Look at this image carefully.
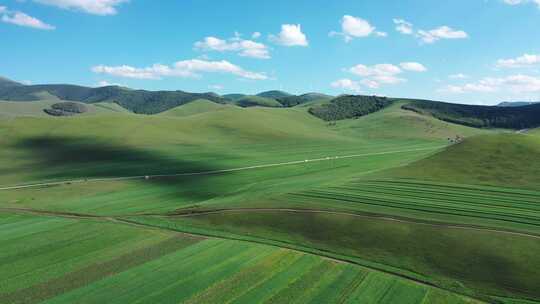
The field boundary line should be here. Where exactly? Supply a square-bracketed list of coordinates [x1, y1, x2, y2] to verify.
[0, 146, 444, 191]
[163, 208, 540, 240]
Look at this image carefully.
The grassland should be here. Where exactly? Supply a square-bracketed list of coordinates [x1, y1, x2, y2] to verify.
[0, 212, 484, 304]
[1, 100, 538, 303]
[0, 100, 129, 117]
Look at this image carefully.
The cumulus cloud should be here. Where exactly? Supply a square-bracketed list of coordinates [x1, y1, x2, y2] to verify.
[345, 62, 426, 89]
[1, 8, 55, 30]
[96, 80, 124, 87]
[439, 74, 540, 94]
[34, 0, 128, 15]
[208, 84, 224, 90]
[91, 59, 268, 80]
[502, 0, 540, 7]
[449, 73, 469, 79]
[400, 62, 427, 72]
[417, 26, 468, 44]
[393, 18, 468, 44]
[269, 24, 308, 46]
[251, 32, 261, 39]
[194, 35, 270, 59]
[496, 54, 540, 68]
[330, 15, 386, 42]
[393, 18, 413, 35]
[331, 78, 362, 93]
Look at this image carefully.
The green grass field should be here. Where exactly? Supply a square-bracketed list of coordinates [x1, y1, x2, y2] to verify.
[1, 100, 538, 303]
[0, 212, 485, 304]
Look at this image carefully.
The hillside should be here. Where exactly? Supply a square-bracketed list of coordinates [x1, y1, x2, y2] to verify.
[402, 100, 540, 129]
[309, 95, 391, 121]
[0, 76, 22, 89]
[0, 79, 228, 114]
[256, 90, 292, 99]
[222, 93, 246, 101]
[235, 95, 283, 108]
[158, 99, 234, 117]
[498, 101, 539, 107]
[372, 133, 540, 189]
[276, 93, 333, 107]
[0, 99, 130, 117]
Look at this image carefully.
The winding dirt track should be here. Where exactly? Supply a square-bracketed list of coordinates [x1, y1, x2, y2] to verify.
[0, 146, 444, 191]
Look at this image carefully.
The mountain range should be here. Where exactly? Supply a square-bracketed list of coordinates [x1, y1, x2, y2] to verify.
[0, 77, 332, 114]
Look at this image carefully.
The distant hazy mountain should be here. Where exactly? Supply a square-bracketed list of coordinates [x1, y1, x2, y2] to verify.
[256, 90, 292, 99]
[0, 76, 23, 89]
[498, 101, 540, 107]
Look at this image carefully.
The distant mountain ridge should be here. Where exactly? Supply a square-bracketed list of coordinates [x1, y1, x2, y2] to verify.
[0, 79, 228, 114]
[0, 77, 23, 89]
[0, 76, 334, 114]
[498, 101, 540, 107]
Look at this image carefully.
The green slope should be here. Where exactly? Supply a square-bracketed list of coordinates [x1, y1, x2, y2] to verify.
[0, 100, 130, 117]
[0, 213, 483, 304]
[159, 99, 233, 117]
[403, 99, 540, 129]
[235, 95, 283, 108]
[0, 81, 229, 114]
[256, 90, 292, 99]
[372, 133, 540, 189]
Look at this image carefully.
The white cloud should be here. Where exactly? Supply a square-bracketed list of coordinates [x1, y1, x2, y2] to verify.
[342, 61, 426, 89]
[400, 62, 427, 72]
[393, 18, 413, 35]
[251, 32, 261, 39]
[440, 74, 540, 94]
[331, 79, 362, 93]
[96, 80, 124, 87]
[91, 59, 267, 80]
[503, 0, 540, 8]
[34, 0, 128, 15]
[417, 26, 468, 44]
[496, 54, 540, 68]
[195, 35, 270, 59]
[1, 9, 55, 30]
[348, 63, 405, 88]
[449, 73, 469, 79]
[208, 84, 223, 90]
[330, 15, 384, 42]
[269, 24, 308, 46]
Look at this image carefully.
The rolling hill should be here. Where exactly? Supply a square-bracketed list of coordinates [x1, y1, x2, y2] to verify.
[0, 77, 229, 114]
[256, 90, 292, 99]
[402, 99, 540, 129]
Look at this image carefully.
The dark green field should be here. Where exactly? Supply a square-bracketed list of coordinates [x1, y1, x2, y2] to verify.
[1, 97, 538, 304]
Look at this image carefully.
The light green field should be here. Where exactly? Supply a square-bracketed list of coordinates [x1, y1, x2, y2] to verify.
[1, 100, 538, 303]
[0, 213, 483, 304]
[158, 99, 235, 117]
[0, 100, 129, 118]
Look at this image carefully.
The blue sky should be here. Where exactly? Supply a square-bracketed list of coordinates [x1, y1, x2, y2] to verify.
[2, 0, 540, 104]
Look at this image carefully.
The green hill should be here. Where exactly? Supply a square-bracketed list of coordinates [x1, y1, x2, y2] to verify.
[402, 100, 540, 129]
[235, 95, 283, 108]
[0, 78, 229, 114]
[373, 133, 540, 189]
[276, 93, 333, 107]
[256, 90, 292, 99]
[0, 99, 130, 117]
[222, 93, 246, 101]
[159, 99, 234, 117]
[309, 95, 392, 121]
[0, 76, 23, 89]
